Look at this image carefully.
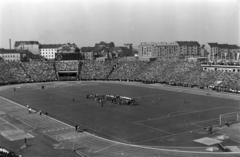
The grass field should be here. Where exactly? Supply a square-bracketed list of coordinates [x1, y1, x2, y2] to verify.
[1, 81, 240, 148]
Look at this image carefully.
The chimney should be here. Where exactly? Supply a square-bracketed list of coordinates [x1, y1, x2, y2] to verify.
[9, 39, 11, 49]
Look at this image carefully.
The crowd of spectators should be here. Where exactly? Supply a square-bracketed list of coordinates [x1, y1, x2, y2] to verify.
[21, 61, 56, 82]
[108, 60, 149, 81]
[0, 59, 240, 93]
[55, 61, 79, 71]
[80, 60, 117, 80]
[0, 61, 30, 84]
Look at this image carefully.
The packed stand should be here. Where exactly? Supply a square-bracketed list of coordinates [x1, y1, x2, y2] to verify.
[21, 61, 56, 82]
[108, 60, 149, 81]
[0, 59, 240, 94]
[80, 60, 117, 80]
[0, 61, 30, 84]
[55, 61, 79, 71]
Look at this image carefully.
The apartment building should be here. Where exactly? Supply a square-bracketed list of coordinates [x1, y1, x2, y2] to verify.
[138, 41, 200, 61]
[40, 44, 62, 60]
[205, 43, 240, 61]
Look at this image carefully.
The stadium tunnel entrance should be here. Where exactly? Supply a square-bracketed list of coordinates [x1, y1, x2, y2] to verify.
[58, 71, 78, 81]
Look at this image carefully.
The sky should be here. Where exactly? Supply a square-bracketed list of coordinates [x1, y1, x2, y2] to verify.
[0, 0, 239, 49]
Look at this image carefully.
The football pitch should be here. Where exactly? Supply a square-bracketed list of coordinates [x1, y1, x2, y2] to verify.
[1, 81, 240, 147]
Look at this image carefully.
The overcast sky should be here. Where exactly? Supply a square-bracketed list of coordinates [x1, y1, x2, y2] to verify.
[0, 0, 239, 49]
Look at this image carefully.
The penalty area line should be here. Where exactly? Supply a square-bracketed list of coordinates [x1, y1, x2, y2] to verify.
[134, 122, 174, 135]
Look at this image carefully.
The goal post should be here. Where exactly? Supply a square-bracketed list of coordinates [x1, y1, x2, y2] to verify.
[219, 112, 239, 125]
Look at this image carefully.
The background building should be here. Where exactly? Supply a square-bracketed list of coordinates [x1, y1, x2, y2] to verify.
[204, 43, 240, 62]
[14, 41, 40, 55]
[57, 43, 80, 53]
[138, 41, 200, 61]
[176, 41, 200, 59]
[0, 49, 31, 61]
[81, 41, 133, 60]
[40, 44, 62, 60]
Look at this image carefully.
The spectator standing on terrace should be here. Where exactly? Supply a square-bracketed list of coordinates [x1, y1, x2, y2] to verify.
[73, 98, 75, 102]
[75, 125, 78, 131]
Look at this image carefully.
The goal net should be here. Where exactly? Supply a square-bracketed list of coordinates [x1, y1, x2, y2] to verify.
[219, 112, 239, 125]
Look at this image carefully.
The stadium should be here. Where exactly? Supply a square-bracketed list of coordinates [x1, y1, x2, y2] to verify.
[0, 59, 240, 157]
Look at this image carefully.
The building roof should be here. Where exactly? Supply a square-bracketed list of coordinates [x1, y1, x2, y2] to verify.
[111, 47, 123, 51]
[176, 41, 200, 46]
[81, 47, 94, 52]
[218, 44, 229, 49]
[14, 41, 39, 47]
[95, 41, 115, 48]
[40, 44, 62, 49]
[207, 43, 240, 49]
[156, 42, 178, 46]
[0, 49, 32, 54]
[139, 42, 156, 46]
[228, 44, 240, 49]
[0, 48, 21, 54]
[208, 43, 219, 47]
[92, 47, 105, 52]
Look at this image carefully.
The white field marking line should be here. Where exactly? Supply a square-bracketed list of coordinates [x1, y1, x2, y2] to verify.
[53, 142, 62, 149]
[167, 110, 198, 117]
[133, 127, 207, 144]
[1, 88, 240, 154]
[0, 117, 21, 130]
[142, 145, 208, 149]
[134, 106, 228, 123]
[94, 143, 118, 153]
[191, 118, 219, 125]
[76, 151, 90, 157]
[7, 133, 35, 141]
[134, 122, 174, 135]
[76, 152, 85, 157]
[0, 96, 130, 144]
[230, 137, 240, 144]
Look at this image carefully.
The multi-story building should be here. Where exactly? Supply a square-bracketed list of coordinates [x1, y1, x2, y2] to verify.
[0, 49, 30, 61]
[81, 41, 135, 60]
[204, 43, 240, 61]
[57, 43, 80, 53]
[138, 42, 157, 61]
[155, 42, 179, 60]
[176, 41, 200, 59]
[81, 47, 94, 60]
[95, 41, 115, 48]
[40, 44, 62, 60]
[14, 41, 40, 55]
[229, 45, 240, 61]
[138, 41, 200, 61]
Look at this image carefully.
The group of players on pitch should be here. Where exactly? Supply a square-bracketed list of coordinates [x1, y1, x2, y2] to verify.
[86, 94, 136, 107]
